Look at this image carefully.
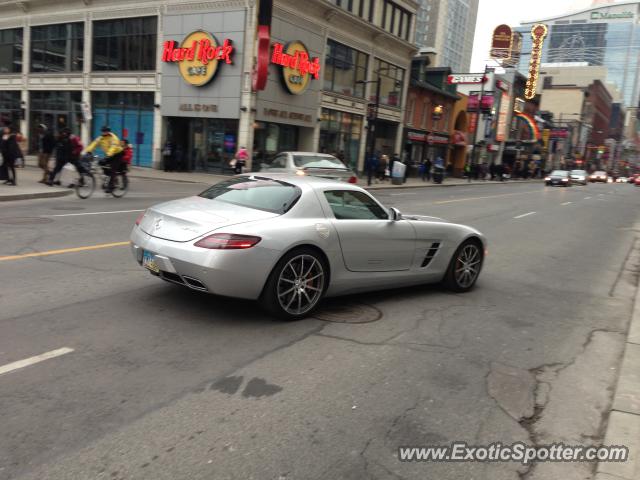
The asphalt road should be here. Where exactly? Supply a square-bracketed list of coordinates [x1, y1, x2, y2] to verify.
[0, 178, 638, 480]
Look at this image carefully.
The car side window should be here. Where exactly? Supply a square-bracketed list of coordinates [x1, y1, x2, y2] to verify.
[324, 190, 389, 220]
[270, 154, 287, 169]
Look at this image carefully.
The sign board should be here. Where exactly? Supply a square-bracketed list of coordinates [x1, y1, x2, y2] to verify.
[590, 11, 634, 20]
[447, 74, 487, 85]
[162, 30, 234, 87]
[524, 24, 548, 100]
[496, 91, 510, 142]
[271, 41, 320, 95]
[467, 92, 495, 112]
[550, 129, 569, 138]
[490, 24, 513, 60]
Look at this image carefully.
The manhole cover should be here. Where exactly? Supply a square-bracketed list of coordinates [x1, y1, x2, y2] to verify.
[0, 217, 54, 225]
[313, 301, 382, 323]
[51, 206, 85, 211]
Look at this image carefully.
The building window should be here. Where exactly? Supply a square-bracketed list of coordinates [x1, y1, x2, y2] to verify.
[0, 28, 23, 73]
[324, 39, 368, 98]
[92, 16, 157, 71]
[380, 0, 412, 40]
[31, 23, 84, 73]
[405, 93, 415, 125]
[373, 58, 404, 107]
[319, 108, 363, 169]
[0, 90, 21, 127]
[29, 90, 82, 152]
[91, 91, 155, 166]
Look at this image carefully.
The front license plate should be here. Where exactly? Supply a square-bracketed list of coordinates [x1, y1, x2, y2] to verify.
[142, 250, 160, 273]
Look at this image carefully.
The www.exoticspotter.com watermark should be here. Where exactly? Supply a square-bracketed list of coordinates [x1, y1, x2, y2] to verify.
[398, 442, 628, 465]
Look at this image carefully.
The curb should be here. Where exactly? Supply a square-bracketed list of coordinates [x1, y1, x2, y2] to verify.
[0, 189, 73, 202]
[596, 264, 640, 480]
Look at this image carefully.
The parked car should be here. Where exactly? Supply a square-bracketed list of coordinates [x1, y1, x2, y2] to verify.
[635, 176, 640, 187]
[545, 170, 571, 187]
[589, 171, 608, 183]
[131, 174, 486, 320]
[258, 152, 357, 184]
[570, 169, 588, 185]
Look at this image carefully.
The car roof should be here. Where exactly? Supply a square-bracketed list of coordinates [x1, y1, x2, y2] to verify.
[237, 173, 364, 192]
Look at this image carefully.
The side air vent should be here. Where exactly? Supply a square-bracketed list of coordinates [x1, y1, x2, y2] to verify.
[421, 242, 441, 268]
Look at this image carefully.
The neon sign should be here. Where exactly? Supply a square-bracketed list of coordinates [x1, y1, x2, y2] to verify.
[271, 41, 320, 95]
[524, 24, 548, 100]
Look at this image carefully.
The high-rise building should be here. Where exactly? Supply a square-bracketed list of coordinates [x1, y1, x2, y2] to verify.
[414, 0, 479, 72]
[516, 1, 640, 108]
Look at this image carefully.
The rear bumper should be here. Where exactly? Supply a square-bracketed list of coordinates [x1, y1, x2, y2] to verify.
[130, 226, 280, 300]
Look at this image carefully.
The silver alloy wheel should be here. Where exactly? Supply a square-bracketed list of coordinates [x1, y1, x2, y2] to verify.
[454, 243, 481, 289]
[277, 254, 325, 316]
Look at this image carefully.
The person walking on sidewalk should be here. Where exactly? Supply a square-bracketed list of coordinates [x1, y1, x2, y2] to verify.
[0, 125, 21, 186]
[37, 124, 55, 184]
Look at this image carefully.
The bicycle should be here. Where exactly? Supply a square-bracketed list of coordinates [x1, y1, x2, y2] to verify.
[75, 154, 129, 199]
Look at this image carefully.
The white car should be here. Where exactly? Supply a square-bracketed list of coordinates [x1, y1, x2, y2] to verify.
[258, 152, 357, 183]
[570, 169, 588, 185]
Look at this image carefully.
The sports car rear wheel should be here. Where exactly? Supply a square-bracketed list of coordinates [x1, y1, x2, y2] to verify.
[443, 240, 483, 292]
[260, 248, 327, 320]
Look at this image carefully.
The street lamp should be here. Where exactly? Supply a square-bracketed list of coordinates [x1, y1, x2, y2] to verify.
[357, 67, 401, 186]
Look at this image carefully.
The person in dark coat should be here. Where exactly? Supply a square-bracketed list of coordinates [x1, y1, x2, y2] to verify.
[48, 130, 73, 186]
[37, 124, 56, 183]
[0, 125, 20, 186]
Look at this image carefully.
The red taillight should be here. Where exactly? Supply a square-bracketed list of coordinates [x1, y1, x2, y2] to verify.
[135, 210, 146, 226]
[348, 176, 358, 184]
[194, 233, 262, 250]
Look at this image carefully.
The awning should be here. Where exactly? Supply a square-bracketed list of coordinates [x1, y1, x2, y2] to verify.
[452, 130, 466, 146]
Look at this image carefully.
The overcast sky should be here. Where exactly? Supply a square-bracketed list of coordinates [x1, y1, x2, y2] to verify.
[469, 0, 597, 72]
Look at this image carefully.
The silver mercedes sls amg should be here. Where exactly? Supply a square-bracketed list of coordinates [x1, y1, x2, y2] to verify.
[131, 174, 486, 320]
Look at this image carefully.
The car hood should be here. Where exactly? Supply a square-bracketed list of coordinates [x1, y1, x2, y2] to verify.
[139, 196, 279, 242]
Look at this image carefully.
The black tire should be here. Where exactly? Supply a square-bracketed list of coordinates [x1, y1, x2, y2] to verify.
[260, 247, 328, 321]
[111, 174, 128, 198]
[442, 239, 484, 293]
[75, 173, 96, 199]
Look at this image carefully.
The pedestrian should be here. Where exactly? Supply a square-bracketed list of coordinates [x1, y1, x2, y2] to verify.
[121, 140, 133, 168]
[424, 158, 432, 181]
[49, 128, 73, 186]
[0, 125, 21, 186]
[377, 154, 388, 182]
[37, 124, 56, 183]
[162, 140, 175, 172]
[234, 146, 249, 174]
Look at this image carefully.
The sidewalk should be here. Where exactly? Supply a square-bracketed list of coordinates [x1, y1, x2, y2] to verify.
[596, 276, 640, 479]
[0, 166, 72, 202]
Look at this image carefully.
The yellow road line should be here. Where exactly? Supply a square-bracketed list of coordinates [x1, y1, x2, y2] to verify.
[0, 241, 130, 262]
[434, 190, 541, 205]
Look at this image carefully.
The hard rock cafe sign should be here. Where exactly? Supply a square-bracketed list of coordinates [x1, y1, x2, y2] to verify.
[271, 41, 321, 95]
[524, 24, 548, 100]
[162, 30, 234, 87]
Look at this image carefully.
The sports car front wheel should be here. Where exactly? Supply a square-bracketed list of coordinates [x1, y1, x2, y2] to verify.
[443, 239, 484, 292]
[260, 248, 327, 320]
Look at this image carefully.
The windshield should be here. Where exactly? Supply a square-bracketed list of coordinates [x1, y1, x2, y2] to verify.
[551, 170, 568, 176]
[293, 155, 348, 169]
[199, 177, 301, 214]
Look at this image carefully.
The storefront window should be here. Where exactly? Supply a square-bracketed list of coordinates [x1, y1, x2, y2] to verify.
[92, 91, 155, 167]
[319, 108, 363, 169]
[0, 90, 21, 127]
[253, 122, 299, 167]
[31, 23, 83, 73]
[0, 28, 23, 73]
[324, 39, 368, 98]
[29, 91, 82, 152]
[92, 17, 157, 71]
[373, 58, 404, 107]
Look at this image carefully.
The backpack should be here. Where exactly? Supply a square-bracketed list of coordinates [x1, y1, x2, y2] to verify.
[70, 135, 83, 158]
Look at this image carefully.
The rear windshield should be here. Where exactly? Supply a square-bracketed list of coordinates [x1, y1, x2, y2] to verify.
[571, 170, 586, 175]
[293, 155, 348, 169]
[551, 170, 568, 176]
[199, 177, 301, 214]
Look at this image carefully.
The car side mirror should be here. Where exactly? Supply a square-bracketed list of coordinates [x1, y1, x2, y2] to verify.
[389, 207, 402, 221]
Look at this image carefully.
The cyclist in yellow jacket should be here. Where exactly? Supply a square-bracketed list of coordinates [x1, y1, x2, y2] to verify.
[84, 126, 124, 193]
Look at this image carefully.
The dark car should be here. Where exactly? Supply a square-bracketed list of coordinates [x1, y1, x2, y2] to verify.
[545, 170, 571, 187]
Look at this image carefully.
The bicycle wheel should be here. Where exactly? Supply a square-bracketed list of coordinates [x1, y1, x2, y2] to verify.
[75, 172, 96, 199]
[111, 173, 129, 198]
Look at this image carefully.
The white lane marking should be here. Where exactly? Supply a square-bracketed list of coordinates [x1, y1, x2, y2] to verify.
[390, 192, 417, 196]
[514, 212, 536, 219]
[0, 347, 74, 376]
[584, 197, 592, 200]
[598, 194, 605, 196]
[561, 202, 573, 206]
[48, 209, 144, 217]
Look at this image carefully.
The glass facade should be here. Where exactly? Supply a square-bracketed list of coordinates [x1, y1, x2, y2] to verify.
[319, 108, 363, 169]
[324, 39, 368, 98]
[0, 90, 21, 127]
[93, 17, 157, 71]
[0, 28, 23, 73]
[253, 122, 299, 164]
[373, 58, 404, 107]
[517, 18, 640, 107]
[92, 91, 155, 167]
[29, 91, 82, 152]
[31, 23, 84, 73]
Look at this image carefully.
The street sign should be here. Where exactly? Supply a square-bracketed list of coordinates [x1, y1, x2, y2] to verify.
[447, 74, 487, 85]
